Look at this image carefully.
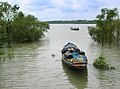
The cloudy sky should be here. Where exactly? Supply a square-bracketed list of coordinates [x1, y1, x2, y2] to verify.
[1, 0, 120, 21]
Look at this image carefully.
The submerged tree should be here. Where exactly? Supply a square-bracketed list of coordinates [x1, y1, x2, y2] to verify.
[88, 8, 120, 46]
[0, 2, 49, 47]
[12, 13, 49, 43]
[112, 19, 120, 46]
[0, 2, 19, 47]
[93, 55, 115, 70]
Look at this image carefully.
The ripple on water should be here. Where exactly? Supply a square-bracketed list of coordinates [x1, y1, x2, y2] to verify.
[1, 24, 120, 89]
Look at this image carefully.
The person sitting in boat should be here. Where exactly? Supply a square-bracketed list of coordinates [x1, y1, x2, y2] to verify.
[63, 48, 74, 59]
[68, 47, 75, 53]
[66, 55, 73, 59]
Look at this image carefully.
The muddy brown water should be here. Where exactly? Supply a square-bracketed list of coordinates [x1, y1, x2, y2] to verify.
[0, 24, 120, 89]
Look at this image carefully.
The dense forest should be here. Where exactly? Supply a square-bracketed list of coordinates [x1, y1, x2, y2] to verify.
[88, 8, 120, 46]
[47, 20, 96, 24]
[0, 2, 49, 48]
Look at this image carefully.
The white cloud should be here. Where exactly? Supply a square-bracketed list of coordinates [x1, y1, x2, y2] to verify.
[0, 0, 120, 20]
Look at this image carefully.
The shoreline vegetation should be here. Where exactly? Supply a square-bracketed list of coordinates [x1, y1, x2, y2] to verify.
[88, 8, 120, 69]
[0, 2, 49, 48]
[88, 8, 120, 46]
[47, 20, 96, 24]
[0, 1, 49, 61]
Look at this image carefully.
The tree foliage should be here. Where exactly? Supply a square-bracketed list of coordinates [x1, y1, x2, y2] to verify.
[0, 2, 49, 47]
[93, 55, 115, 70]
[0, 2, 19, 47]
[88, 8, 120, 46]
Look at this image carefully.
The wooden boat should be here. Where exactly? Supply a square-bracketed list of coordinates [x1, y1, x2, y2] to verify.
[70, 27, 79, 31]
[61, 43, 87, 70]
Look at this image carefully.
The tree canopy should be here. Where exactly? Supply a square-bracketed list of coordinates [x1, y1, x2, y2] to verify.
[0, 2, 49, 47]
[88, 8, 120, 46]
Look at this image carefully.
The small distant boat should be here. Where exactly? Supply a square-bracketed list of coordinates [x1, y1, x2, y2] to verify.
[61, 43, 87, 70]
[52, 54, 55, 57]
[70, 27, 79, 31]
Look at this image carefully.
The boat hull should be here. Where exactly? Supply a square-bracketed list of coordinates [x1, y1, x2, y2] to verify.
[70, 27, 79, 31]
[62, 58, 87, 70]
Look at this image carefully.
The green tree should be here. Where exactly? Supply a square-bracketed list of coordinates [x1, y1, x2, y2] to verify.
[12, 13, 49, 43]
[88, 8, 119, 46]
[0, 2, 49, 46]
[113, 19, 120, 46]
[12, 11, 25, 43]
[0, 2, 19, 47]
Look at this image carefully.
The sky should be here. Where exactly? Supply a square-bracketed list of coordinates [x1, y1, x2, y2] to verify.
[0, 0, 120, 21]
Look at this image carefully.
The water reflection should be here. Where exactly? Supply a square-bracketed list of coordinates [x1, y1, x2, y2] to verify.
[1, 24, 120, 89]
[0, 48, 14, 63]
[0, 38, 50, 89]
[62, 62, 88, 89]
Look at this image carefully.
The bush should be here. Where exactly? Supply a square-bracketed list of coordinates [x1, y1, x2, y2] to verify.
[93, 55, 115, 70]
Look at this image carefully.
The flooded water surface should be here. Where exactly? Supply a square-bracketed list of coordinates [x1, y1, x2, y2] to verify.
[0, 24, 120, 89]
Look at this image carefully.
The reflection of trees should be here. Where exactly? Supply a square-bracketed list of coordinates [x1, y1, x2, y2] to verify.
[62, 62, 88, 89]
[0, 37, 49, 63]
[0, 48, 14, 63]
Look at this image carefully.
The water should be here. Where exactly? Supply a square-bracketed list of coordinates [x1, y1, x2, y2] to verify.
[0, 24, 120, 89]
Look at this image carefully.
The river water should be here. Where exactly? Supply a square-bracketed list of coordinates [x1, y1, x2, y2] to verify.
[0, 24, 120, 89]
